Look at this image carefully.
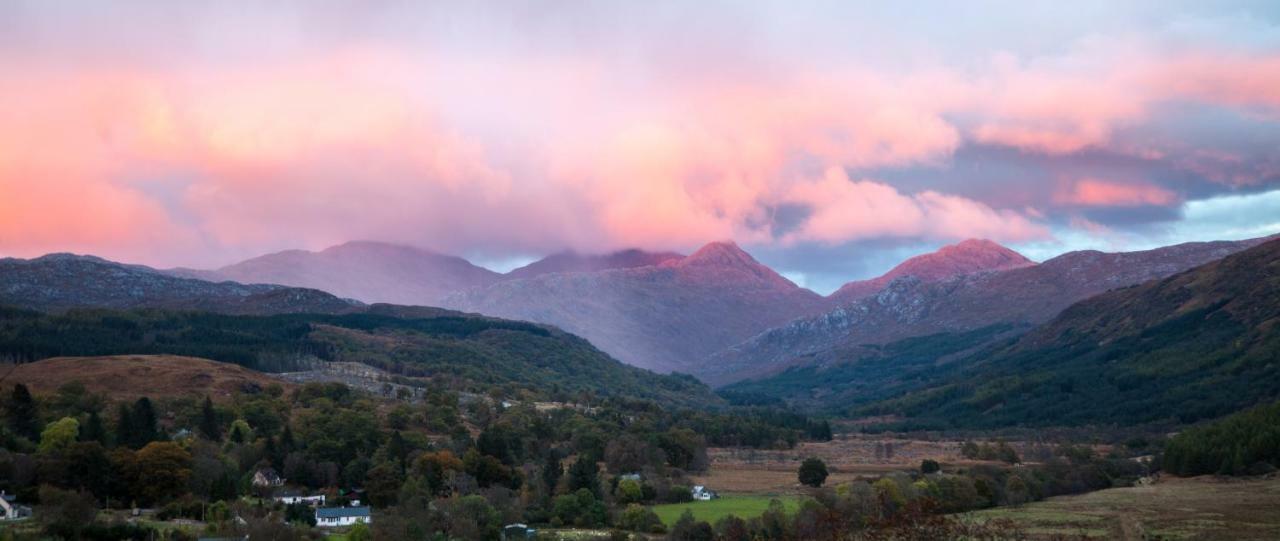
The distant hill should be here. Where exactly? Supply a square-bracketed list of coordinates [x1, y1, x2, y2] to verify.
[178, 241, 503, 306]
[441, 241, 827, 374]
[0, 306, 718, 408]
[829, 239, 1035, 304]
[703, 236, 1273, 385]
[857, 237, 1280, 428]
[7, 355, 291, 402]
[0, 253, 358, 315]
[506, 249, 683, 279]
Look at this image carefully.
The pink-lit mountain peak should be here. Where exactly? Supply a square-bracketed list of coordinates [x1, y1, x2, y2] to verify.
[831, 239, 1034, 302]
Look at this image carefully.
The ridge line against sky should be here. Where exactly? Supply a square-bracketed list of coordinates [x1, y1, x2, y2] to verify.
[1, 1, 1279, 293]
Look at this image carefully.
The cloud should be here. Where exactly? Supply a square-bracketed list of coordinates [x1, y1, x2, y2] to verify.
[1055, 178, 1179, 207]
[0, 2, 1277, 272]
[783, 168, 1047, 244]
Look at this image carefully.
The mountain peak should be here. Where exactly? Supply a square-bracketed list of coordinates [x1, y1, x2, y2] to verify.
[680, 240, 756, 267]
[830, 239, 1034, 302]
[505, 248, 683, 279]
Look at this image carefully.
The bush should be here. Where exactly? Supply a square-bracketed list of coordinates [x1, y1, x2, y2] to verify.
[920, 459, 941, 474]
[798, 457, 829, 487]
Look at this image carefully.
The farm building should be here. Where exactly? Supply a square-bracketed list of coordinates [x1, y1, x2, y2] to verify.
[315, 505, 372, 527]
[691, 485, 717, 501]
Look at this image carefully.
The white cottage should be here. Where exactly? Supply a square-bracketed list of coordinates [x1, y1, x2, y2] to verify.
[690, 485, 717, 501]
[0, 491, 31, 521]
[315, 506, 371, 527]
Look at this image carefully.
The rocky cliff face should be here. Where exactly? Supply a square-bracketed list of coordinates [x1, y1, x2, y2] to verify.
[442, 241, 827, 373]
[703, 236, 1274, 385]
[1, 253, 358, 314]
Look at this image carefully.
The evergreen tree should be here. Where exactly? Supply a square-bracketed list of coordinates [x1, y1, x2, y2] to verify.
[567, 456, 600, 497]
[280, 424, 295, 453]
[114, 402, 135, 449]
[542, 452, 563, 497]
[386, 431, 408, 470]
[131, 397, 159, 448]
[6, 383, 39, 440]
[198, 396, 221, 441]
[80, 410, 107, 445]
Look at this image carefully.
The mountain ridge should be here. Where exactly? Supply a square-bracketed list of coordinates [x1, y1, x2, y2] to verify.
[702, 235, 1275, 385]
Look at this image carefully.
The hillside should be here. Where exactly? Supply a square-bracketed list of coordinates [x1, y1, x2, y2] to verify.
[0, 305, 718, 408]
[704, 236, 1272, 385]
[442, 241, 827, 374]
[1, 253, 359, 315]
[179, 241, 503, 306]
[5, 355, 291, 402]
[857, 237, 1280, 428]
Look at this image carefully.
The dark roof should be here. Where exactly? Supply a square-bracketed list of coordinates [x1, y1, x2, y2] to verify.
[316, 506, 371, 519]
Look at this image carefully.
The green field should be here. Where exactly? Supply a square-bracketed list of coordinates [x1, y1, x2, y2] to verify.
[651, 495, 802, 526]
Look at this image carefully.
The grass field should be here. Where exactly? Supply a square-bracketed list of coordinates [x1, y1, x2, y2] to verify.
[651, 495, 802, 526]
[965, 475, 1280, 540]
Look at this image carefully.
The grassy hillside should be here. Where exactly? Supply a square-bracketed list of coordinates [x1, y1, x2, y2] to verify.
[858, 238, 1280, 429]
[0, 306, 717, 408]
[6, 355, 292, 402]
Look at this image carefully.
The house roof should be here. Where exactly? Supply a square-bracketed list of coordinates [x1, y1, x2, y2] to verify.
[316, 506, 371, 519]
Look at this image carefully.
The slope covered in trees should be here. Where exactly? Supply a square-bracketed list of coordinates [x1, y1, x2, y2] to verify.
[858, 238, 1280, 429]
[0, 306, 715, 408]
[1163, 400, 1280, 476]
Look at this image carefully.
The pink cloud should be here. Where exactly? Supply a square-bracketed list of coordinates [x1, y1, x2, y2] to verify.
[1055, 178, 1179, 207]
[783, 168, 1048, 244]
[1, 32, 1278, 266]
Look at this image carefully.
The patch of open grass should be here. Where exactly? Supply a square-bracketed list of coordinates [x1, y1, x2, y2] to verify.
[651, 495, 802, 526]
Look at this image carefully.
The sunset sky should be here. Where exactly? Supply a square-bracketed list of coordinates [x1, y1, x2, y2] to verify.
[2, 1, 1279, 293]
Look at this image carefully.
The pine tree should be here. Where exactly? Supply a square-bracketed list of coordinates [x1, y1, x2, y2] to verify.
[567, 456, 600, 497]
[542, 452, 563, 498]
[80, 410, 107, 445]
[198, 397, 221, 442]
[130, 397, 159, 448]
[6, 383, 39, 440]
[114, 402, 135, 449]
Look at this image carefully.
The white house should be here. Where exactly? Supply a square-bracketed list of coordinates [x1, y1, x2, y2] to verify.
[315, 506, 371, 527]
[274, 491, 326, 506]
[690, 485, 717, 501]
[0, 492, 31, 521]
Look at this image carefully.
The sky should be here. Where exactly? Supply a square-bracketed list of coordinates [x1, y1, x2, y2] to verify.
[2, 1, 1279, 294]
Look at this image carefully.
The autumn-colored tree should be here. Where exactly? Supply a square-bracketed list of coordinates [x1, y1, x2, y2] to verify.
[133, 442, 193, 505]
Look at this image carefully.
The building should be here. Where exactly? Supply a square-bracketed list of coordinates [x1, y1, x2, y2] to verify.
[502, 523, 536, 540]
[315, 506, 372, 527]
[274, 491, 326, 506]
[690, 485, 717, 501]
[0, 491, 31, 521]
[252, 467, 285, 488]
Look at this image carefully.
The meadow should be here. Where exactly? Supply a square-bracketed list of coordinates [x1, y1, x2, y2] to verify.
[966, 476, 1280, 540]
[650, 495, 802, 526]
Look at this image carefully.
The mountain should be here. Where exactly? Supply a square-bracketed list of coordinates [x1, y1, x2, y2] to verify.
[183, 241, 502, 306]
[858, 236, 1280, 428]
[0, 253, 358, 315]
[441, 241, 827, 374]
[704, 236, 1273, 385]
[0, 305, 717, 408]
[828, 239, 1035, 303]
[505, 249, 683, 279]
